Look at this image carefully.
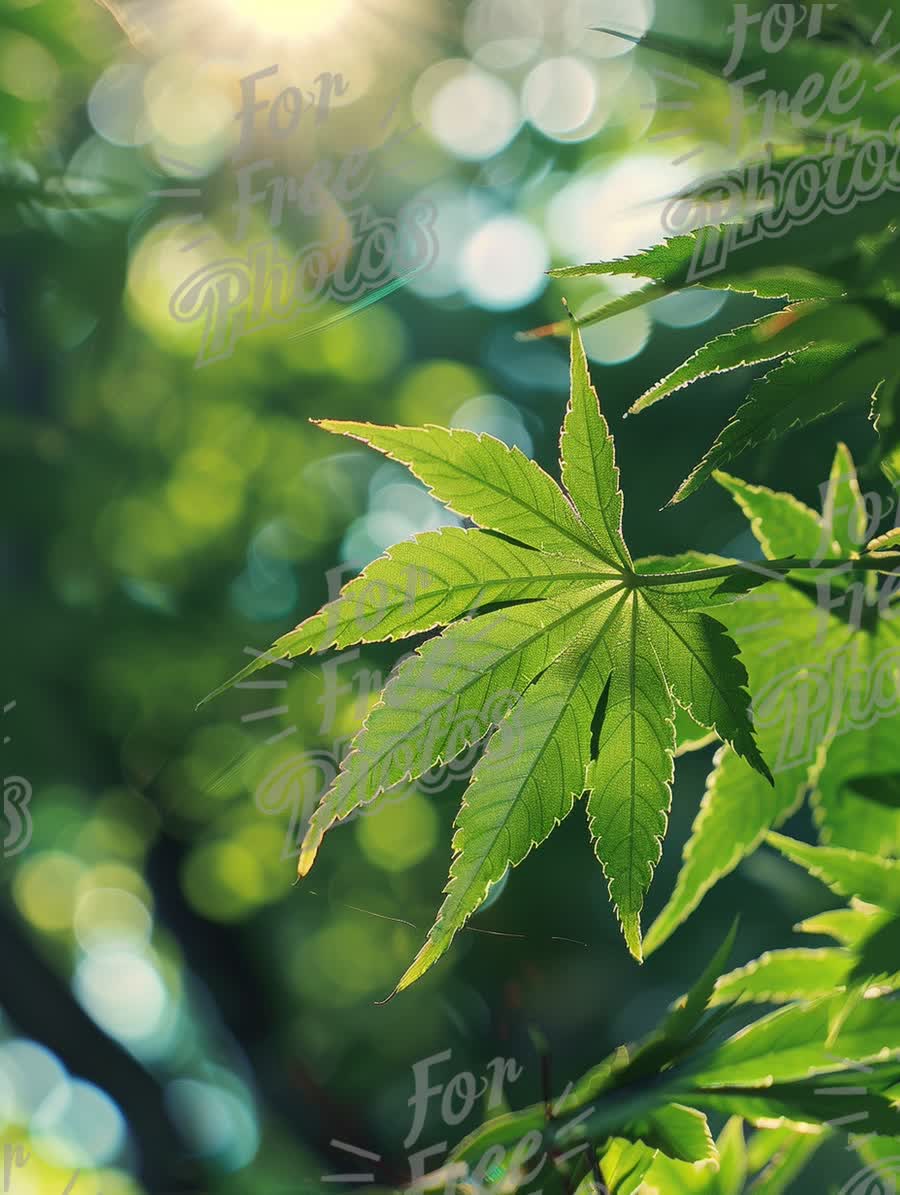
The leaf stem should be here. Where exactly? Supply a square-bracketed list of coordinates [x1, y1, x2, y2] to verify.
[635, 554, 900, 588]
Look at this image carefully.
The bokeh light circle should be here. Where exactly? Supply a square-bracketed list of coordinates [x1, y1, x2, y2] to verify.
[451, 395, 533, 455]
[568, 0, 654, 58]
[87, 65, 150, 147]
[73, 888, 153, 951]
[651, 289, 728, 328]
[547, 155, 701, 263]
[580, 308, 652, 365]
[464, 0, 543, 69]
[73, 947, 169, 1045]
[522, 56, 597, 138]
[460, 216, 549, 310]
[165, 1077, 259, 1168]
[0, 1041, 67, 1120]
[32, 1079, 127, 1168]
[429, 67, 521, 160]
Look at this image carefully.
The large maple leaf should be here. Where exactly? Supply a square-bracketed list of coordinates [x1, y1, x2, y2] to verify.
[208, 328, 771, 991]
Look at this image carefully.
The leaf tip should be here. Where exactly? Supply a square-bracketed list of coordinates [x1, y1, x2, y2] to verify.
[196, 661, 261, 708]
[666, 479, 692, 506]
[623, 918, 644, 963]
[393, 959, 423, 997]
[626, 389, 662, 418]
[711, 469, 738, 489]
[518, 319, 568, 340]
[297, 838, 321, 879]
[589, 26, 641, 45]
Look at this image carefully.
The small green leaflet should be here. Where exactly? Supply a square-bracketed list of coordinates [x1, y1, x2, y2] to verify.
[597, 1139, 656, 1195]
[207, 328, 771, 990]
[430, 925, 899, 1195]
[723, 837, 900, 1045]
[515, 10, 900, 494]
[795, 905, 882, 947]
[709, 839, 900, 1009]
[626, 1104, 715, 1165]
[642, 1117, 747, 1195]
[767, 833, 900, 914]
[683, 987, 900, 1088]
[646, 444, 900, 955]
[545, 195, 898, 306]
[617, 25, 900, 138]
[711, 947, 856, 1007]
[742, 1126, 822, 1195]
[627, 302, 884, 418]
[671, 338, 900, 505]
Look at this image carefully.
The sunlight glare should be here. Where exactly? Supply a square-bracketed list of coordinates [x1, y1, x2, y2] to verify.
[220, 0, 352, 37]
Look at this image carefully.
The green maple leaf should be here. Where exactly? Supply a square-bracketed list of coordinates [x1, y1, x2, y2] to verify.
[646, 444, 900, 954]
[525, 134, 900, 498]
[538, 237, 900, 504]
[208, 328, 771, 991]
[708, 835, 900, 1010]
[441, 923, 900, 1195]
[767, 834, 900, 916]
